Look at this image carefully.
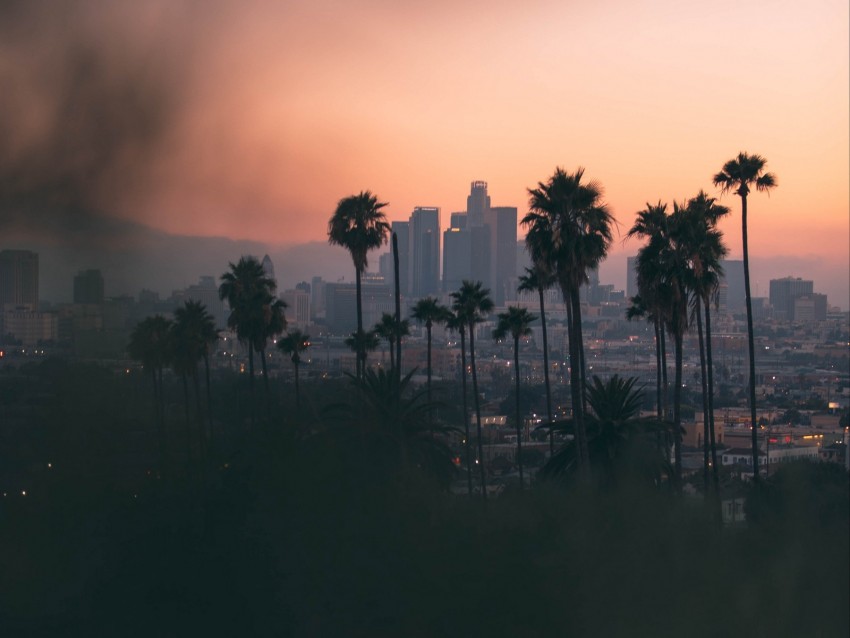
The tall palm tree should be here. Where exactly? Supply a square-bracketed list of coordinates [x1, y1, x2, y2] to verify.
[219, 257, 277, 428]
[681, 191, 729, 492]
[328, 191, 390, 383]
[446, 310, 473, 496]
[539, 375, 673, 487]
[493, 306, 537, 489]
[277, 329, 311, 415]
[173, 301, 219, 445]
[345, 329, 380, 373]
[518, 266, 556, 454]
[713, 153, 776, 479]
[523, 167, 614, 479]
[451, 280, 493, 498]
[373, 313, 409, 374]
[411, 297, 452, 410]
[128, 315, 172, 472]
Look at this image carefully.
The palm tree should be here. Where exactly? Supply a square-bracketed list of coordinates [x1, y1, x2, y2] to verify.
[374, 313, 409, 374]
[713, 153, 777, 479]
[518, 265, 556, 454]
[681, 191, 729, 492]
[128, 315, 172, 472]
[320, 368, 458, 488]
[328, 191, 390, 383]
[345, 329, 380, 373]
[539, 375, 673, 487]
[218, 257, 277, 428]
[523, 167, 614, 479]
[169, 316, 200, 471]
[451, 280, 493, 498]
[493, 306, 537, 489]
[172, 301, 218, 445]
[277, 329, 311, 415]
[411, 297, 452, 410]
[446, 310, 473, 496]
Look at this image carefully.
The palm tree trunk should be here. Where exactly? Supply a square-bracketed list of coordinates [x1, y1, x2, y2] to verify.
[740, 193, 759, 479]
[259, 346, 271, 425]
[514, 336, 524, 490]
[182, 374, 192, 473]
[673, 329, 683, 487]
[294, 360, 300, 415]
[203, 352, 213, 447]
[355, 266, 364, 384]
[393, 233, 402, 384]
[248, 344, 256, 429]
[696, 302, 710, 493]
[704, 297, 720, 493]
[152, 367, 166, 475]
[654, 318, 662, 421]
[157, 366, 166, 466]
[538, 287, 554, 456]
[460, 329, 472, 496]
[192, 369, 207, 478]
[660, 325, 669, 420]
[469, 322, 487, 499]
[568, 287, 589, 478]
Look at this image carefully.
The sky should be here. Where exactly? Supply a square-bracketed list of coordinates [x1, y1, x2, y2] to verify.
[1, 0, 848, 307]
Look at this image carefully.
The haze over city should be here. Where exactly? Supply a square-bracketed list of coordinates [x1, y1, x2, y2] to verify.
[1, 0, 848, 307]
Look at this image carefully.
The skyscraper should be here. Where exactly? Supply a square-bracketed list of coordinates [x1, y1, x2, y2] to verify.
[485, 206, 517, 305]
[409, 207, 441, 298]
[467, 181, 490, 228]
[770, 276, 814, 321]
[443, 226, 472, 293]
[0, 250, 39, 310]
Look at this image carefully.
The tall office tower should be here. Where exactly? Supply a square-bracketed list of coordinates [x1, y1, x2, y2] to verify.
[485, 206, 517, 305]
[793, 294, 827, 322]
[311, 277, 326, 318]
[281, 288, 311, 329]
[443, 226, 472, 292]
[769, 276, 814, 321]
[261, 254, 276, 287]
[409, 207, 441, 298]
[516, 240, 532, 277]
[183, 276, 228, 327]
[721, 259, 745, 312]
[0, 249, 39, 310]
[450, 211, 467, 230]
[73, 269, 105, 304]
[626, 256, 639, 300]
[391, 220, 410, 296]
[466, 181, 490, 228]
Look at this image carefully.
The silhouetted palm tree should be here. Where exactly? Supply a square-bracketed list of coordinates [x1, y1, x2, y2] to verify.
[493, 306, 537, 489]
[451, 280, 493, 498]
[374, 313, 409, 374]
[320, 368, 458, 488]
[446, 310, 473, 496]
[277, 329, 311, 415]
[539, 375, 673, 487]
[523, 167, 614, 480]
[128, 315, 172, 471]
[328, 191, 390, 382]
[345, 329, 380, 373]
[518, 265, 556, 454]
[218, 257, 277, 428]
[173, 301, 218, 445]
[411, 297, 452, 410]
[713, 153, 776, 479]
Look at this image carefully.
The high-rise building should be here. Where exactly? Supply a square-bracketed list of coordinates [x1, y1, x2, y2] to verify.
[769, 276, 814, 321]
[409, 207, 441, 298]
[626, 256, 639, 300]
[467, 181, 490, 228]
[281, 288, 311, 330]
[261, 254, 276, 287]
[73, 269, 105, 305]
[443, 226, 472, 293]
[0, 249, 39, 310]
[721, 260, 745, 312]
[485, 206, 517, 305]
[793, 294, 828, 322]
[182, 276, 228, 327]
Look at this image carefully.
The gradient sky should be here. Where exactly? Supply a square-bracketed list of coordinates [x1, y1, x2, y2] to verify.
[2, 0, 848, 306]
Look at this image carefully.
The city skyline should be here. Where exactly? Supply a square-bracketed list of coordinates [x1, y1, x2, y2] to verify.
[1, 1, 847, 308]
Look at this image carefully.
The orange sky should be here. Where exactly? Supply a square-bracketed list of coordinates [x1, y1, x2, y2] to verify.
[2, 0, 848, 305]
